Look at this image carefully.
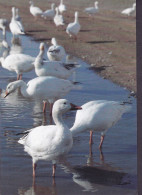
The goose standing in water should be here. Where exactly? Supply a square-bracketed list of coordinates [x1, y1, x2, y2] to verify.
[58, 0, 67, 14]
[47, 37, 66, 61]
[84, 1, 99, 16]
[66, 12, 81, 40]
[9, 7, 25, 36]
[70, 100, 131, 149]
[4, 76, 81, 114]
[29, 1, 43, 19]
[34, 42, 80, 79]
[17, 99, 82, 177]
[121, 3, 136, 16]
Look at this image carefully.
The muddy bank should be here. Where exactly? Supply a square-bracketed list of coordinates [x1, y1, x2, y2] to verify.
[0, 0, 136, 92]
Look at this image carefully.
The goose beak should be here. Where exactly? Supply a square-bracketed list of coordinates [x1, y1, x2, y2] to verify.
[70, 103, 82, 110]
[4, 91, 10, 98]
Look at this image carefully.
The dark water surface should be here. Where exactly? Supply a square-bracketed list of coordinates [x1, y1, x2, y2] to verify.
[0, 32, 137, 195]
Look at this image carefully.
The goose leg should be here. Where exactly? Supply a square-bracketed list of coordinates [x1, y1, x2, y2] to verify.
[33, 163, 37, 178]
[50, 103, 53, 116]
[43, 101, 47, 113]
[52, 164, 56, 177]
[99, 135, 105, 149]
[89, 130, 93, 145]
[19, 74, 22, 80]
[17, 74, 20, 80]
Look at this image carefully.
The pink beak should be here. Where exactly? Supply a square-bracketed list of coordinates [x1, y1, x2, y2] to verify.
[70, 103, 82, 110]
[4, 91, 10, 98]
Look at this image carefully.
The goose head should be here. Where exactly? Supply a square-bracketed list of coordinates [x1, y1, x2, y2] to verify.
[133, 3, 136, 8]
[53, 99, 82, 115]
[39, 42, 45, 51]
[94, 1, 99, 7]
[51, 3, 55, 10]
[4, 80, 22, 98]
[51, 37, 57, 46]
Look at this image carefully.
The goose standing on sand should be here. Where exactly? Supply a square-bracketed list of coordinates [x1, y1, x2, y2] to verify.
[17, 99, 82, 178]
[29, 1, 43, 19]
[66, 12, 81, 40]
[0, 52, 35, 80]
[121, 3, 136, 16]
[84, 1, 99, 15]
[34, 42, 80, 79]
[54, 7, 65, 27]
[58, 0, 67, 14]
[4, 76, 81, 114]
[42, 3, 55, 20]
[70, 100, 131, 149]
[47, 37, 66, 61]
[9, 7, 25, 36]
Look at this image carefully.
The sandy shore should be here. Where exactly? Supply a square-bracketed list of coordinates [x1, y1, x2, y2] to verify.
[0, 0, 136, 93]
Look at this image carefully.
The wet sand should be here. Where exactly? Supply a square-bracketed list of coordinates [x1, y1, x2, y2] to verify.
[0, 0, 136, 93]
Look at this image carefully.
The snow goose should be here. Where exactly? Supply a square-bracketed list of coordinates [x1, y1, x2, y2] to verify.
[17, 99, 82, 178]
[4, 76, 81, 114]
[0, 18, 8, 39]
[66, 12, 81, 40]
[47, 37, 66, 61]
[42, 3, 55, 20]
[0, 52, 35, 80]
[34, 42, 80, 79]
[29, 1, 43, 19]
[84, 1, 99, 15]
[70, 100, 131, 149]
[9, 7, 25, 36]
[54, 7, 65, 27]
[58, 0, 67, 14]
[121, 3, 136, 16]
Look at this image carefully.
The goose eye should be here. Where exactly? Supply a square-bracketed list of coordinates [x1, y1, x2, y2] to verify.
[64, 102, 66, 105]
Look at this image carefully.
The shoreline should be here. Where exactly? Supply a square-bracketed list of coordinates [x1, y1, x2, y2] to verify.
[0, 0, 136, 93]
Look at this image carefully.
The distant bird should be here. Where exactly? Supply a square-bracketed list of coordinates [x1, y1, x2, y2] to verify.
[84, 1, 99, 15]
[58, 0, 67, 14]
[4, 76, 81, 114]
[121, 3, 136, 16]
[54, 7, 65, 27]
[0, 52, 35, 80]
[34, 42, 80, 79]
[66, 12, 81, 40]
[70, 100, 131, 149]
[17, 99, 82, 178]
[0, 18, 8, 39]
[9, 7, 25, 36]
[29, 1, 43, 19]
[42, 3, 55, 20]
[47, 37, 66, 61]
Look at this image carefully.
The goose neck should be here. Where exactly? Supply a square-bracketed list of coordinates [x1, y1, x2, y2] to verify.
[74, 13, 79, 23]
[70, 123, 85, 136]
[35, 49, 44, 66]
[53, 111, 67, 130]
[17, 80, 29, 97]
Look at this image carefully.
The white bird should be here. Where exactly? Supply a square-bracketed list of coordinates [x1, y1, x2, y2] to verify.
[17, 99, 82, 178]
[84, 1, 99, 15]
[42, 3, 55, 20]
[9, 7, 25, 36]
[34, 42, 80, 79]
[54, 7, 65, 27]
[47, 37, 66, 61]
[58, 0, 67, 14]
[66, 12, 81, 40]
[0, 18, 8, 39]
[0, 53, 35, 80]
[15, 8, 21, 21]
[70, 100, 131, 149]
[29, 1, 43, 19]
[121, 3, 136, 16]
[4, 76, 81, 114]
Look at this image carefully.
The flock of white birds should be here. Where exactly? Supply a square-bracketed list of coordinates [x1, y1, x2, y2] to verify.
[0, 0, 134, 178]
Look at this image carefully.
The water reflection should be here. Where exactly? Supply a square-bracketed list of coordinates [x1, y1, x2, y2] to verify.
[10, 37, 23, 54]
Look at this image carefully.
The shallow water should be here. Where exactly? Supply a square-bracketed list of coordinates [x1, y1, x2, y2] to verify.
[0, 32, 137, 195]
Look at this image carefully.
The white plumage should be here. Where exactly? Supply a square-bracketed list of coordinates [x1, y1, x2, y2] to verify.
[84, 1, 99, 15]
[18, 99, 82, 177]
[29, 1, 43, 18]
[47, 37, 66, 61]
[66, 12, 81, 40]
[58, 0, 67, 14]
[54, 7, 65, 27]
[121, 3, 136, 16]
[42, 3, 55, 20]
[34, 42, 80, 79]
[70, 100, 131, 148]
[9, 7, 25, 36]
